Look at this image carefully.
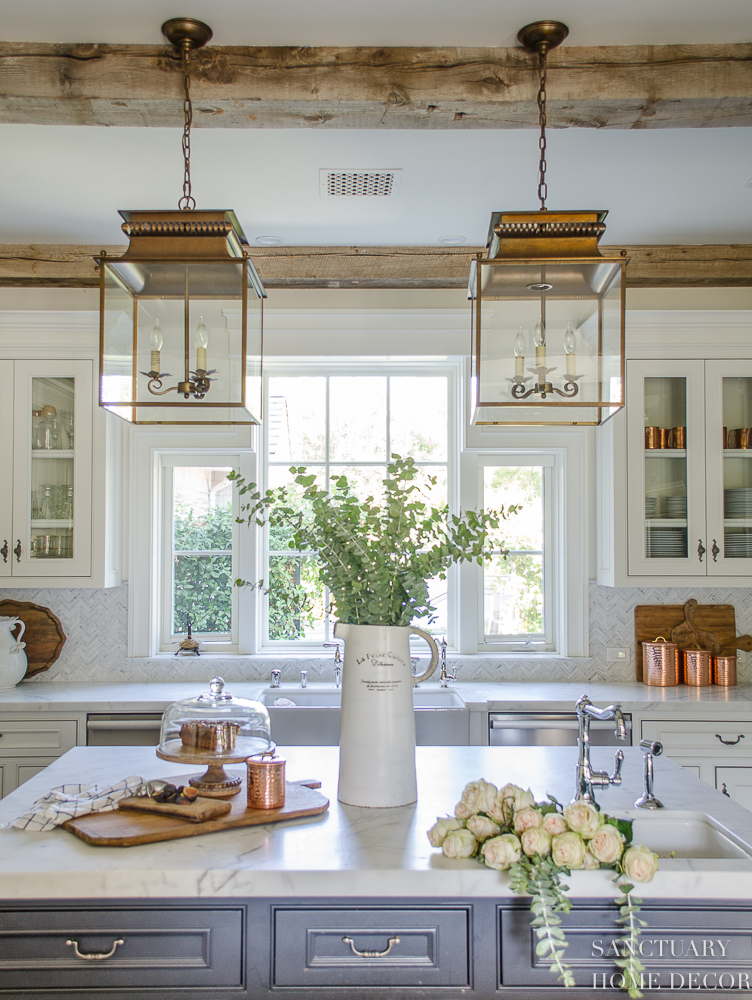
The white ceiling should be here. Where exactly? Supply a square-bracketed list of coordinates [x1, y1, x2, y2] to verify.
[0, 0, 750, 248]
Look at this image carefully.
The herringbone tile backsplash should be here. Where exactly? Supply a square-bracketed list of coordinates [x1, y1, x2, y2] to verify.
[2, 584, 751, 685]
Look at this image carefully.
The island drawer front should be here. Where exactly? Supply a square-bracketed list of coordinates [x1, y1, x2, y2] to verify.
[0, 907, 243, 990]
[0, 719, 77, 756]
[641, 720, 752, 754]
[500, 903, 752, 989]
[273, 906, 470, 987]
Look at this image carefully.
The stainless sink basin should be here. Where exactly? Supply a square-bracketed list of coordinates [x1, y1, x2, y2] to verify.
[259, 685, 468, 745]
[623, 810, 752, 860]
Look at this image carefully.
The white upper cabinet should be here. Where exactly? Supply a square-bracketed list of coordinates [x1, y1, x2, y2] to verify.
[597, 345, 752, 587]
[0, 359, 121, 587]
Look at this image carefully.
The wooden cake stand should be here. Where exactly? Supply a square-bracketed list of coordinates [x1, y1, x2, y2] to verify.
[156, 740, 275, 797]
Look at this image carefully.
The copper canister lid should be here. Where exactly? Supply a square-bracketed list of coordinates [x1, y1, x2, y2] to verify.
[642, 637, 679, 687]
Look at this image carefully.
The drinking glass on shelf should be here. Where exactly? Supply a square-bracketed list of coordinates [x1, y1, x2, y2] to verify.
[60, 409, 74, 449]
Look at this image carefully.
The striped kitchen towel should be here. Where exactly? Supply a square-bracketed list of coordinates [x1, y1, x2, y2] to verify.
[3, 776, 144, 832]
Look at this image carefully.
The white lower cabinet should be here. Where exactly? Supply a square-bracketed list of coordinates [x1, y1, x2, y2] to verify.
[0, 716, 81, 797]
[641, 718, 752, 806]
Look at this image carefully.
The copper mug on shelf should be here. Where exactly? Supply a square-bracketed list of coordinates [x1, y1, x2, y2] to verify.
[645, 427, 663, 449]
[642, 637, 680, 686]
[723, 426, 728, 449]
[714, 655, 738, 687]
[728, 429, 752, 449]
[669, 426, 686, 449]
[684, 647, 712, 687]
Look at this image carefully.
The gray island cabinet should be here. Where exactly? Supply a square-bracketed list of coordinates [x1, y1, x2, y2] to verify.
[3, 746, 752, 998]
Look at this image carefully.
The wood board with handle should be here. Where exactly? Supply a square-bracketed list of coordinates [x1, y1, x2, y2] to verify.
[63, 779, 328, 847]
[0, 599, 66, 678]
[634, 601, 752, 681]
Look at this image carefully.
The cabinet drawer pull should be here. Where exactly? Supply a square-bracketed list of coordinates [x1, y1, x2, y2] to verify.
[716, 734, 745, 746]
[0, 539, 7, 563]
[722, 783, 731, 797]
[342, 935, 400, 958]
[66, 938, 124, 961]
[13, 539, 21, 563]
[698, 539, 706, 562]
[712, 539, 720, 562]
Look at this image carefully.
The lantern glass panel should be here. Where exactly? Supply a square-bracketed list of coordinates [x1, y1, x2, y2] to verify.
[471, 258, 624, 426]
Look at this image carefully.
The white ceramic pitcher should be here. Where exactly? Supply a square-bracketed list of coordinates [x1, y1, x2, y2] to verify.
[334, 622, 438, 808]
[0, 616, 27, 689]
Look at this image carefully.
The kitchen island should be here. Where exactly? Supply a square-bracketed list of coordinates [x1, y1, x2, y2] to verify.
[2, 745, 752, 996]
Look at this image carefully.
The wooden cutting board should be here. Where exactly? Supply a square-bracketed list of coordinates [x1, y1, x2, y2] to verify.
[634, 602, 737, 681]
[0, 599, 66, 678]
[63, 780, 329, 847]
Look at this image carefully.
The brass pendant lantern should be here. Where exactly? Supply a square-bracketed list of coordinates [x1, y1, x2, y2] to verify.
[469, 21, 627, 426]
[98, 19, 266, 425]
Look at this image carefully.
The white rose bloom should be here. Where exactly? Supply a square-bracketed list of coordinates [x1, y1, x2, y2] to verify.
[543, 812, 569, 836]
[455, 800, 475, 821]
[581, 847, 601, 870]
[551, 830, 587, 869]
[588, 823, 625, 864]
[481, 833, 522, 871]
[467, 814, 501, 842]
[442, 828, 479, 859]
[622, 845, 660, 883]
[513, 806, 544, 834]
[459, 779, 498, 815]
[427, 817, 464, 848]
[563, 801, 601, 839]
[521, 827, 552, 858]
[499, 783, 535, 812]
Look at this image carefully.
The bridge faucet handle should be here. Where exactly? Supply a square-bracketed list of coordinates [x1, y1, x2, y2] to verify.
[609, 749, 624, 786]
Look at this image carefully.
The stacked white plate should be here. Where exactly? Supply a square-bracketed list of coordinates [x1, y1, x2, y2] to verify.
[724, 488, 752, 519]
[664, 495, 687, 519]
[646, 527, 686, 558]
[645, 496, 658, 519]
[724, 533, 752, 558]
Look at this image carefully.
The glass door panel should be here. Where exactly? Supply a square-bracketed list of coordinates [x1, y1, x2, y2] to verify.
[721, 374, 752, 564]
[29, 377, 75, 563]
[643, 376, 688, 560]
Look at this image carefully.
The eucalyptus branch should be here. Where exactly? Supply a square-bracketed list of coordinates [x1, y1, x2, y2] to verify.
[511, 856, 575, 988]
[614, 880, 647, 999]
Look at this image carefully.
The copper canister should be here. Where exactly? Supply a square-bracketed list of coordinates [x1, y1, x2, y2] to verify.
[714, 655, 738, 686]
[669, 426, 686, 449]
[247, 751, 286, 809]
[645, 427, 662, 449]
[659, 428, 671, 449]
[642, 637, 680, 686]
[684, 648, 712, 686]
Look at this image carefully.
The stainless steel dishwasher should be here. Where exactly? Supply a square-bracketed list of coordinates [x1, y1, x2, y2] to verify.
[86, 713, 164, 746]
[489, 712, 632, 747]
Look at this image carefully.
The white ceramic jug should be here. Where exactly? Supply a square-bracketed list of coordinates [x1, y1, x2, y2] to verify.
[334, 622, 438, 808]
[0, 616, 27, 689]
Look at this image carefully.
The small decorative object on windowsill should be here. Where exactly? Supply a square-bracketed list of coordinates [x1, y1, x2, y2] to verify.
[429, 780, 659, 998]
[468, 20, 627, 426]
[173, 616, 201, 656]
[98, 17, 266, 425]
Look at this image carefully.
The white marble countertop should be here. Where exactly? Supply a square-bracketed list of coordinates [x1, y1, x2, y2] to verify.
[2, 744, 752, 902]
[2, 680, 752, 715]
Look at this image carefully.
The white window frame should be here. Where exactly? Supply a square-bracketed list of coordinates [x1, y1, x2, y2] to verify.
[475, 454, 555, 652]
[259, 358, 460, 651]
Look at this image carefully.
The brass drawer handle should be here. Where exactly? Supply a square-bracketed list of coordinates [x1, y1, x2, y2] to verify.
[716, 734, 745, 746]
[342, 935, 400, 958]
[66, 938, 124, 961]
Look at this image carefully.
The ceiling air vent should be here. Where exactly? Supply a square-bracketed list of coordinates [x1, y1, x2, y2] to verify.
[320, 169, 402, 197]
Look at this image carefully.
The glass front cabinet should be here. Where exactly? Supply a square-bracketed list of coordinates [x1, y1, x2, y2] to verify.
[626, 359, 752, 578]
[1, 361, 94, 580]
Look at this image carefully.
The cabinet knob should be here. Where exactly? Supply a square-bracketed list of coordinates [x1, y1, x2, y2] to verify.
[13, 539, 21, 563]
[721, 783, 731, 798]
[697, 539, 706, 562]
[0, 540, 7, 563]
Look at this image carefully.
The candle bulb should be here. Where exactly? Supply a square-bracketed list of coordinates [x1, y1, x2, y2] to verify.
[533, 319, 546, 367]
[195, 316, 208, 372]
[563, 323, 576, 376]
[150, 319, 163, 373]
[513, 328, 526, 377]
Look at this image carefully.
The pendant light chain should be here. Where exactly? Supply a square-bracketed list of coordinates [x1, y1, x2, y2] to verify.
[179, 44, 195, 211]
[536, 48, 548, 211]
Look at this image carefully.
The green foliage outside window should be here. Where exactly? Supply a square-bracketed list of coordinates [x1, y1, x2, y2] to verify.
[173, 501, 233, 635]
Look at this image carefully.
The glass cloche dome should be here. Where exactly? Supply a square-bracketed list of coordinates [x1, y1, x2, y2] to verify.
[159, 676, 272, 759]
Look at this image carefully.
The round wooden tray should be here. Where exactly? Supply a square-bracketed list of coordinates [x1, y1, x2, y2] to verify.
[0, 599, 66, 678]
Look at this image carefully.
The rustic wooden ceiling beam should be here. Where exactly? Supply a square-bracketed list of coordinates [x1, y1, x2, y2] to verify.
[1, 244, 751, 288]
[0, 42, 750, 129]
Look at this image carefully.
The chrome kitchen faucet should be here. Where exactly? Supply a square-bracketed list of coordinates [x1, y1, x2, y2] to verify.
[573, 695, 627, 805]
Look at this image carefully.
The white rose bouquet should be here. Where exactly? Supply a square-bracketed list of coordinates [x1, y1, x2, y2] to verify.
[427, 778, 659, 1000]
